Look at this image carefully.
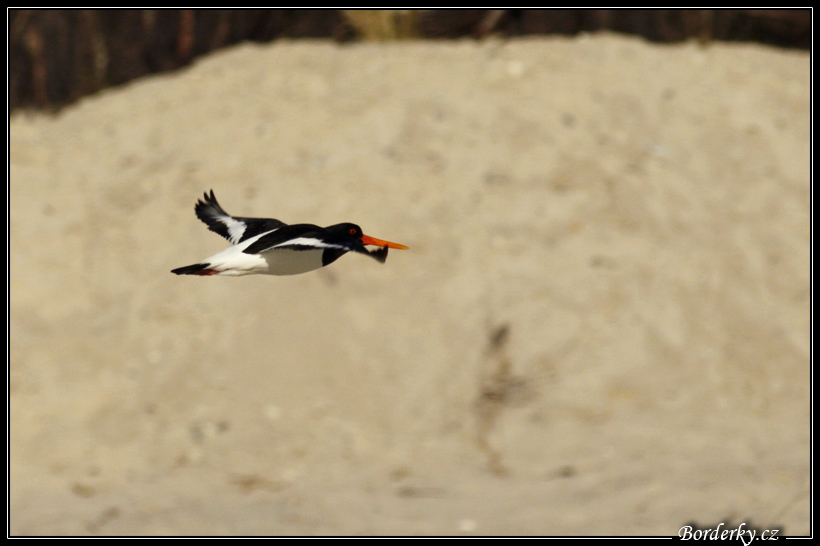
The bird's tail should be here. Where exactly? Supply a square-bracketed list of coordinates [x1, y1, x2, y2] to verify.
[171, 263, 217, 276]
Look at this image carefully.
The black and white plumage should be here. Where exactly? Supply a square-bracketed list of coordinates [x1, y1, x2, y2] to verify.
[171, 191, 407, 277]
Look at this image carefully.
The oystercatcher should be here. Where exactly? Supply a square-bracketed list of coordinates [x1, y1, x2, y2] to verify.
[172, 190, 408, 276]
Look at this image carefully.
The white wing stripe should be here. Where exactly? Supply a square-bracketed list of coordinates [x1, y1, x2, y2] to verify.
[270, 237, 347, 250]
[217, 216, 247, 244]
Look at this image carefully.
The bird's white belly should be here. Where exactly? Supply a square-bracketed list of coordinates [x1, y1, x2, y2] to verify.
[260, 248, 325, 276]
[201, 243, 326, 276]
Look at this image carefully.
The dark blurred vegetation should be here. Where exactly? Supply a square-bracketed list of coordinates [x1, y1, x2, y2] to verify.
[9, 9, 811, 112]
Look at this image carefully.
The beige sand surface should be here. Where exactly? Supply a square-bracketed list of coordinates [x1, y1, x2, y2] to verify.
[10, 35, 810, 536]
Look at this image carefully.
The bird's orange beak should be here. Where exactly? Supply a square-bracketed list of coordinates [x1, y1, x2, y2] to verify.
[361, 234, 408, 250]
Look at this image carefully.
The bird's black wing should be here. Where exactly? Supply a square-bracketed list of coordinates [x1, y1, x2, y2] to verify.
[194, 190, 286, 245]
[241, 224, 346, 255]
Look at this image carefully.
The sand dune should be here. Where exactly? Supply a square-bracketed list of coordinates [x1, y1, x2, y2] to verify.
[10, 35, 809, 536]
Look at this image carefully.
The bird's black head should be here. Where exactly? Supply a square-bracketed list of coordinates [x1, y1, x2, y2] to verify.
[328, 222, 364, 241]
[326, 222, 408, 253]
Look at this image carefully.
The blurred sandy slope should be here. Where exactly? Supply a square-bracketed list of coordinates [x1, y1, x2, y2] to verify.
[10, 35, 809, 535]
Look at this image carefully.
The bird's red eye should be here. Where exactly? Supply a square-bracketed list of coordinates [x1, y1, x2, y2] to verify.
[350, 228, 357, 235]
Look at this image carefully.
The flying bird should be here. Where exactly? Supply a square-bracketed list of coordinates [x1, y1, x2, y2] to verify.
[172, 190, 408, 276]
